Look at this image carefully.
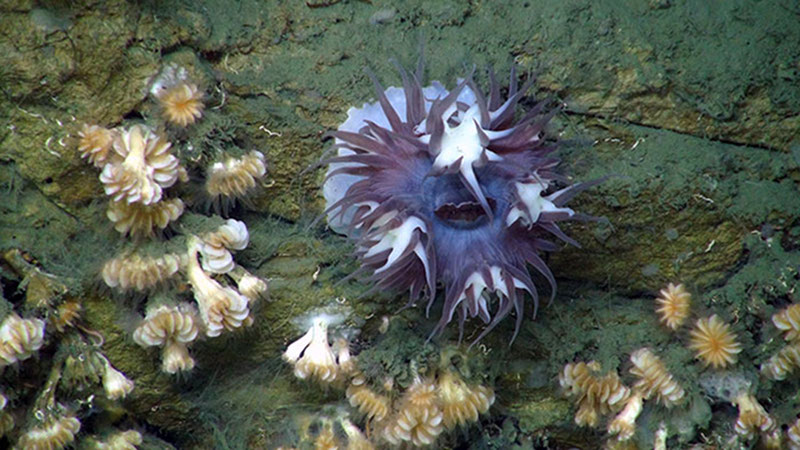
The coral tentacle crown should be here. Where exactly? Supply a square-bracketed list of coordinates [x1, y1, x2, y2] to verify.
[323, 62, 595, 340]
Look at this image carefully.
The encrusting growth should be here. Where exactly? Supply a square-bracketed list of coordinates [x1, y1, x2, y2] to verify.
[655, 282, 691, 330]
[688, 314, 742, 369]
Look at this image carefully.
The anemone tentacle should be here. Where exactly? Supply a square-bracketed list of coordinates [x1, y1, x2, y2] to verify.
[323, 62, 596, 342]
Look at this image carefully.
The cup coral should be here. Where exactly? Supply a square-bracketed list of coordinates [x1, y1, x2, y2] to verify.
[654, 282, 691, 330]
[436, 369, 495, 429]
[732, 391, 775, 439]
[559, 361, 630, 427]
[322, 63, 597, 341]
[383, 376, 443, 446]
[132, 303, 200, 374]
[77, 124, 114, 168]
[760, 342, 800, 380]
[607, 391, 644, 441]
[688, 314, 742, 369]
[101, 252, 181, 292]
[772, 303, 800, 342]
[99, 124, 181, 205]
[156, 81, 204, 127]
[629, 347, 685, 407]
[283, 317, 339, 383]
[106, 198, 185, 237]
[94, 430, 143, 449]
[16, 412, 81, 450]
[205, 151, 267, 208]
[346, 374, 391, 422]
[186, 237, 251, 337]
[197, 219, 250, 274]
[0, 313, 46, 366]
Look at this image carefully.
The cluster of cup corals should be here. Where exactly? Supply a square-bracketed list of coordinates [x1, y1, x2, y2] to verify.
[0, 250, 141, 449]
[560, 283, 800, 448]
[280, 316, 495, 448]
[77, 64, 269, 374]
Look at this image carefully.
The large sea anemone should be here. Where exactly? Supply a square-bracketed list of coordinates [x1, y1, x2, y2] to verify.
[323, 62, 596, 341]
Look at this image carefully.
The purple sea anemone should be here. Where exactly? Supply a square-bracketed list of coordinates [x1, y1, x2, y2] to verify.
[323, 63, 596, 341]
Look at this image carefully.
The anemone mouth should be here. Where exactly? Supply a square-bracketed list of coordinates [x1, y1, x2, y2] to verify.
[434, 198, 495, 229]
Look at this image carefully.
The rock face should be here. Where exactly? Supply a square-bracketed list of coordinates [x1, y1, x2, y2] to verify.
[1, 0, 798, 448]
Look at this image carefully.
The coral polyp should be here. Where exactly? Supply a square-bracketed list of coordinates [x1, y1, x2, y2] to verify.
[688, 314, 741, 369]
[156, 81, 204, 127]
[101, 252, 181, 292]
[106, 197, 185, 237]
[0, 313, 46, 366]
[205, 151, 267, 207]
[283, 317, 339, 383]
[654, 282, 691, 330]
[99, 124, 181, 205]
[629, 348, 685, 407]
[132, 303, 200, 374]
[323, 64, 595, 340]
[559, 361, 629, 427]
[77, 124, 114, 168]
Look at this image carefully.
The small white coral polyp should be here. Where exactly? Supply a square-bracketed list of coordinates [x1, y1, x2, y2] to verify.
[205, 151, 267, 203]
[629, 347, 685, 407]
[77, 124, 115, 168]
[688, 314, 741, 369]
[655, 282, 691, 330]
[157, 81, 204, 127]
[99, 124, 180, 205]
[186, 238, 250, 337]
[198, 219, 250, 274]
[283, 317, 338, 383]
[133, 303, 200, 374]
[106, 197, 185, 238]
[559, 361, 630, 427]
[16, 412, 81, 450]
[384, 376, 444, 446]
[437, 370, 495, 430]
[101, 252, 181, 292]
[732, 391, 775, 439]
[346, 375, 391, 421]
[0, 313, 46, 366]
